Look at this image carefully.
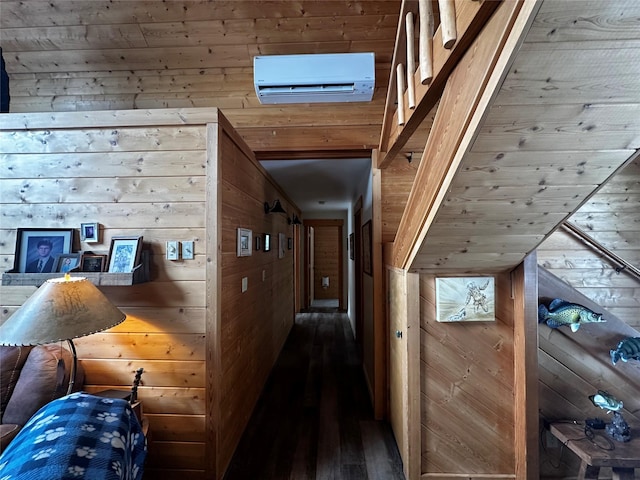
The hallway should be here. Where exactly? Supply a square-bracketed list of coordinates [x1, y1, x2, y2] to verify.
[224, 310, 404, 480]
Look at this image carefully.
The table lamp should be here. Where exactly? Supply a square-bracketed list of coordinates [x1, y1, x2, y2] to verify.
[0, 274, 126, 394]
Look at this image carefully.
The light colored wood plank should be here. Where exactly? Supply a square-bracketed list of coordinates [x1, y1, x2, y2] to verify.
[526, 0, 640, 43]
[0, 177, 206, 203]
[473, 104, 640, 152]
[0, 1, 401, 28]
[0, 151, 207, 178]
[0, 108, 222, 130]
[458, 150, 630, 186]
[0, 203, 207, 228]
[0, 126, 208, 153]
[495, 44, 640, 106]
[75, 332, 206, 361]
[1, 24, 147, 51]
[80, 359, 206, 389]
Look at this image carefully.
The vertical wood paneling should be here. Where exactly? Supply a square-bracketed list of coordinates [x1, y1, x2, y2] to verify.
[512, 253, 539, 480]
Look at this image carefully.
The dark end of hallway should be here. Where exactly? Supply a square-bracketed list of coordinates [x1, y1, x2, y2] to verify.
[224, 311, 404, 480]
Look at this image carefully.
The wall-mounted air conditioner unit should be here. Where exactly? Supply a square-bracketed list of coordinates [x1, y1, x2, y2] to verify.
[253, 53, 375, 104]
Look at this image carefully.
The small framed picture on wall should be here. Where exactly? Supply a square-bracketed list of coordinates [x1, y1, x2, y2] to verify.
[80, 222, 99, 242]
[237, 228, 252, 257]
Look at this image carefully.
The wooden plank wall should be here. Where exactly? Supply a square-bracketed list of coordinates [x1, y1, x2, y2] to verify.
[537, 158, 640, 329]
[537, 267, 640, 478]
[0, 1, 398, 155]
[418, 272, 516, 477]
[0, 108, 297, 479]
[216, 118, 297, 478]
[0, 110, 211, 477]
[536, 158, 640, 478]
[380, 154, 420, 244]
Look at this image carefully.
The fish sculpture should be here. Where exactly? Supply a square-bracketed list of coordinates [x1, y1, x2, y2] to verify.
[610, 337, 640, 365]
[538, 298, 605, 332]
[589, 390, 623, 412]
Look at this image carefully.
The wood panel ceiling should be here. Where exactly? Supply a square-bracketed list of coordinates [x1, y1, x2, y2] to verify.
[1, 0, 639, 273]
[411, 0, 640, 272]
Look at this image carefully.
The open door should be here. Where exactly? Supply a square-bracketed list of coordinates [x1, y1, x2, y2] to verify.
[388, 266, 420, 479]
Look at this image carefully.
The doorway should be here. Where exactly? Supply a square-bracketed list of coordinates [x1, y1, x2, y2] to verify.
[304, 219, 344, 310]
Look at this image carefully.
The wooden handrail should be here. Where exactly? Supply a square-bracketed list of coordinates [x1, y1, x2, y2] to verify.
[561, 221, 640, 281]
[378, 0, 501, 169]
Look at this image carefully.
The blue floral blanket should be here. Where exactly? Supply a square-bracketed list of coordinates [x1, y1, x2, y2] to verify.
[0, 393, 146, 480]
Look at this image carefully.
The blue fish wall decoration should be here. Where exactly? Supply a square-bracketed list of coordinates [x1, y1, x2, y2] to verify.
[610, 337, 640, 365]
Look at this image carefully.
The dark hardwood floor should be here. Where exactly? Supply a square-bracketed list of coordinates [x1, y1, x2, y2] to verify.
[224, 310, 405, 480]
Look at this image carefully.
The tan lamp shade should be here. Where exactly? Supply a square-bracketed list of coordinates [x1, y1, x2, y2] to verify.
[0, 276, 126, 346]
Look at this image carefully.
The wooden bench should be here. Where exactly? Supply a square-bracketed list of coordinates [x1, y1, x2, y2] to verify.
[549, 421, 640, 479]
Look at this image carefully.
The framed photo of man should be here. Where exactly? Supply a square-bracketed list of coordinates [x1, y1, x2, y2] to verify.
[13, 228, 74, 273]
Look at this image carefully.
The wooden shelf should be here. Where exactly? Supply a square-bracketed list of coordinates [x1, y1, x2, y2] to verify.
[2, 253, 149, 287]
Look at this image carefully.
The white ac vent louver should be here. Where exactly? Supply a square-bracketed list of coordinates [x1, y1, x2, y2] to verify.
[254, 53, 375, 104]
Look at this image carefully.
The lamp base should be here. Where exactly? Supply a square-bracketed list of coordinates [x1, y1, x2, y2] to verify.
[66, 338, 78, 395]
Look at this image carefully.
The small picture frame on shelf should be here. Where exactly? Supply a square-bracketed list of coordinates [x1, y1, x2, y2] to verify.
[108, 236, 143, 273]
[81, 254, 107, 272]
[54, 253, 82, 273]
[237, 228, 252, 257]
[80, 222, 99, 243]
[13, 228, 74, 273]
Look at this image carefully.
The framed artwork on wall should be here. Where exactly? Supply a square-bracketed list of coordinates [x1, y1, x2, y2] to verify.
[263, 233, 271, 252]
[362, 220, 372, 275]
[435, 276, 496, 322]
[108, 236, 143, 273]
[13, 228, 74, 273]
[237, 228, 252, 257]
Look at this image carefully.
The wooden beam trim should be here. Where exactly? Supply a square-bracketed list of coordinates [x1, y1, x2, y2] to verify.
[513, 252, 540, 480]
[0, 107, 223, 130]
[255, 149, 372, 161]
[378, 0, 500, 169]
